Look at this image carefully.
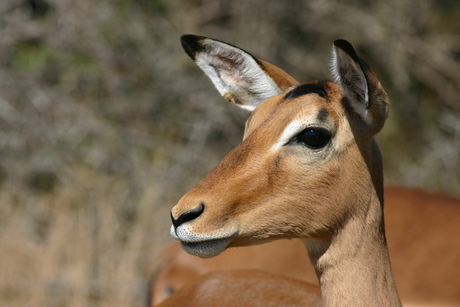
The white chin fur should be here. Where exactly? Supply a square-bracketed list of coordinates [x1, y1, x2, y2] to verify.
[171, 223, 237, 242]
[170, 225, 179, 239]
[170, 223, 234, 257]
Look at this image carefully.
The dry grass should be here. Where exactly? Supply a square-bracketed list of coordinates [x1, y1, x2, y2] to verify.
[0, 0, 459, 306]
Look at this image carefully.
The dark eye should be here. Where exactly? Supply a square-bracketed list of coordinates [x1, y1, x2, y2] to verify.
[292, 128, 331, 149]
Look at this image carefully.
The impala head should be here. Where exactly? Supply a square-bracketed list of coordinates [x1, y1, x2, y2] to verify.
[171, 35, 389, 258]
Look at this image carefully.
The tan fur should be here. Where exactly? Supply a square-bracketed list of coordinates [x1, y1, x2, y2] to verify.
[151, 186, 460, 306]
[169, 36, 403, 306]
[156, 270, 322, 307]
[172, 83, 364, 244]
[149, 239, 316, 305]
[258, 59, 300, 91]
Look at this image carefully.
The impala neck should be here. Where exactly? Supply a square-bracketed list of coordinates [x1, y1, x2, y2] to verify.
[303, 191, 401, 307]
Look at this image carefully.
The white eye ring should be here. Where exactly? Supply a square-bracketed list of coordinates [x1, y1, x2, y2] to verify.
[272, 121, 304, 150]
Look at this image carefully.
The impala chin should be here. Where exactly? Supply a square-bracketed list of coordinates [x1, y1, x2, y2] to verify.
[170, 223, 237, 258]
[180, 238, 231, 258]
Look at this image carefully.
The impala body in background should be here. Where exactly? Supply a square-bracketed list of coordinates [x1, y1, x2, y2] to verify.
[157, 34, 452, 306]
[151, 186, 460, 306]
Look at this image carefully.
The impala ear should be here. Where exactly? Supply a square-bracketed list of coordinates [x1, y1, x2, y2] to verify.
[331, 40, 389, 134]
[181, 34, 299, 111]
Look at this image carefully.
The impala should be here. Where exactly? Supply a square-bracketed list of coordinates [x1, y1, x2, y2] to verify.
[156, 269, 323, 307]
[151, 187, 460, 306]
[164, 34, 416, 306]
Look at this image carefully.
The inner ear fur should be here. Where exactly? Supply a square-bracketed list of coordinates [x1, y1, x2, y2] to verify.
[181, 35, 298, 111]
[331, 39, 389, 135]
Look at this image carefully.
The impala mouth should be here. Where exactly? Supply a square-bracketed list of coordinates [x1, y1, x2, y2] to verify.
[180, 237, 231, 258]
[170, 223, 236, 258]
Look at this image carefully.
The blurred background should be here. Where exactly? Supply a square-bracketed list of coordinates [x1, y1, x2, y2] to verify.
[0, 0, 458, 306]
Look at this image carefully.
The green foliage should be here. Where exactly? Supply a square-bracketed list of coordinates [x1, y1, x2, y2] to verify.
[27, 171, 59, 193]
[11, 39, 51, 72]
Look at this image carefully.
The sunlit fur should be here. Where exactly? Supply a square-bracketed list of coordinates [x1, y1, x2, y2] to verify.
[154, 185, 460, 306]
[169, 35, 400, 306]
[172, 81, 373, 252]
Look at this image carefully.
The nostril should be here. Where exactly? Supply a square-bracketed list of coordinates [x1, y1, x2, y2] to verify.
[171, 203, 205, 228]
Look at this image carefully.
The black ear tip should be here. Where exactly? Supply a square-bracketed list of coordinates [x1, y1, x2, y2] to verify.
[180, 34, 206, 60]
[180, 34, 201, 43]
[333, 39, 359, 62]
[333, 39, 351, 48]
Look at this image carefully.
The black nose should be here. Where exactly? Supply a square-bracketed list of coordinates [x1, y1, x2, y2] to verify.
[171, 203, 205, 229]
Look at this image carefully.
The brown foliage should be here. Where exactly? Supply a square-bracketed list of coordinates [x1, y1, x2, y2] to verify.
[0, 0, 458, 305]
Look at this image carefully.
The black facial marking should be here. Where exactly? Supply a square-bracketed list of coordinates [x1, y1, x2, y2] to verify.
[316, 108, 330, 122]
[285, 82, 327, 100]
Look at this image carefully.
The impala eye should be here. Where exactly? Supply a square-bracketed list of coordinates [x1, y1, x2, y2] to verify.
[292, 127, 331, 149]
